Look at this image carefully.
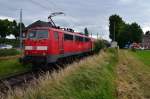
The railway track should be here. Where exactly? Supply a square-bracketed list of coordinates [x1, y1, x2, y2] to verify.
[0, 64, 59, 96]
[0, 66, 62, 99]
[0, 71, 37, 94]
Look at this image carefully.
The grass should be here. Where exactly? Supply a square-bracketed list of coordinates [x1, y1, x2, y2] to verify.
[5, 49, 150, 99]
[7, 49, 118, 99]
[132, 50, 150, 66]
[0, 48, 30, 79]
[116, 50, 150, 99]
[0, 49, 21, 57]
[0, 57, 31, 79]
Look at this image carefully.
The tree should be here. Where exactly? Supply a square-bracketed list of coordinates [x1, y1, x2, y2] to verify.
[11, 20, 18, 39]
[117, 24, 131, 48]
[84, 27, 89, 36]
[0, 19, 25, 39]
[14, 22, 25, 39]
[145, 31, 150, 35]
[109, 14, 125, 42]
[0, 19, 11, 38]
[129, 23, 143, 43]
[109, 14, 143, 48]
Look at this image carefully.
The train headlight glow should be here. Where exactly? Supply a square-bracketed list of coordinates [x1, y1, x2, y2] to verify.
[36, 46, 48, 50]
[25, 46, 33, 50]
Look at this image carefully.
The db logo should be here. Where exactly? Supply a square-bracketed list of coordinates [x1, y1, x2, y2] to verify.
[33, 46, 36, 50]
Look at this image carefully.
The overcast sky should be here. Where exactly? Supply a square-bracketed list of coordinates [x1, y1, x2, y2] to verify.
[0, 0, 150, 40]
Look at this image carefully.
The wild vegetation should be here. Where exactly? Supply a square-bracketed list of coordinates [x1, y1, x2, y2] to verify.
[93, 39, 106, 53]
[4, 49, 150, 99]
[6, 49, 118, 99]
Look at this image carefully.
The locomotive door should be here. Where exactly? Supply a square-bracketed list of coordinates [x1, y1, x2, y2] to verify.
[58, 32, 64, 54]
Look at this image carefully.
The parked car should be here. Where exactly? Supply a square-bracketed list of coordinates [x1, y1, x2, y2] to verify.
[0, 44, 13, 49]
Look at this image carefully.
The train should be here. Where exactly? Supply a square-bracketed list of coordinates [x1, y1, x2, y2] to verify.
[21, 13, 95, 67]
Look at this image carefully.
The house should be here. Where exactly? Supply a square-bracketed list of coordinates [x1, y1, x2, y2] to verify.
[142, 32, 150, 49]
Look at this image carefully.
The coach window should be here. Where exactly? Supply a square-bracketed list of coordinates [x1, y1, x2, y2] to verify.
[54, 32, 59, 40]
[64, 34, 73, 40]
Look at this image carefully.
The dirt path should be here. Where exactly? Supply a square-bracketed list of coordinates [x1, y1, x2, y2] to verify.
[116, 50, 150, 99]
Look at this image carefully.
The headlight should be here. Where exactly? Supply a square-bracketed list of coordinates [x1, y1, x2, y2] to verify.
[36, 46, 48, 50]
[25, 46, 33, 50]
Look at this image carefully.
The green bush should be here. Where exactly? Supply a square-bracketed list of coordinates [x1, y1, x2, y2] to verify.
[0, 38, 20, 48]
[93, 40, 106, 53]
[0, 49, 20, 57]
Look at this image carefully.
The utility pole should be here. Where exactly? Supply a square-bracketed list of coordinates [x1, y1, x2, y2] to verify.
[113, 22, 115, 41]
[19, 9, 22, 49]
[111, 22, 118, 48]
[97, 33, 98, 39]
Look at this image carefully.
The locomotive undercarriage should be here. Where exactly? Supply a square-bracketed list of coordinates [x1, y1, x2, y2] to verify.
[20, 51, 93, 68]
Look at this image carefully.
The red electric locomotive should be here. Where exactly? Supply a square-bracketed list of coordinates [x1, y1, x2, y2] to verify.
[21, 13, 94, 66]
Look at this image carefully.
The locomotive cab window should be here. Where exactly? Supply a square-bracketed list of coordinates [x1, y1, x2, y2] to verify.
[37, 30, 48, 39]
[28, 31, 36, 39]
[28, 30, 48, 39]
[64, 34, 73, 40]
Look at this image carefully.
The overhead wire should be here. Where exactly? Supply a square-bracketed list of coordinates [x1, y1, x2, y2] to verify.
[1, 0, 80, 31]
[44, 0, 64, 12]
[44, 0, 79, 30]
[28, 0, 90, 33]
[29, 0, 52, 11]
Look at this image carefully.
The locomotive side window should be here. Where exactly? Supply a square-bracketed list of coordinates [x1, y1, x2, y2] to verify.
[85, 38, 90, 42]
[64, 34, 73, 40]
[75, 36, 83, 42]
[54, 32, 59, 40]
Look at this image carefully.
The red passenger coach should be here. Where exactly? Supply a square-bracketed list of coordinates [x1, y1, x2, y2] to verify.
[21, 16, 94, 66]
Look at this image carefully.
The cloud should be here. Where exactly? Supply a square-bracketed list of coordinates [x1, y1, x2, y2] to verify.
[0, 16, 14, 21]
[119, 0, 135, 3]
[0, 0, 150, 41]
[6, 34, 15, 39]
[142, 26, 150, 33]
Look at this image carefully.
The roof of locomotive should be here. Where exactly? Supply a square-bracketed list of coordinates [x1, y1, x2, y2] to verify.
[27, 26, 92, 39]
[25, 20, 93, 39]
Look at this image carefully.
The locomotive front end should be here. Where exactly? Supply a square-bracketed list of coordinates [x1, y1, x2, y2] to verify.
[22, 28, 49, 65]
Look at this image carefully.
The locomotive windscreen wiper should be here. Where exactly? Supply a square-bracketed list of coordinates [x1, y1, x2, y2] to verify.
[28, 31, 36, 39]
